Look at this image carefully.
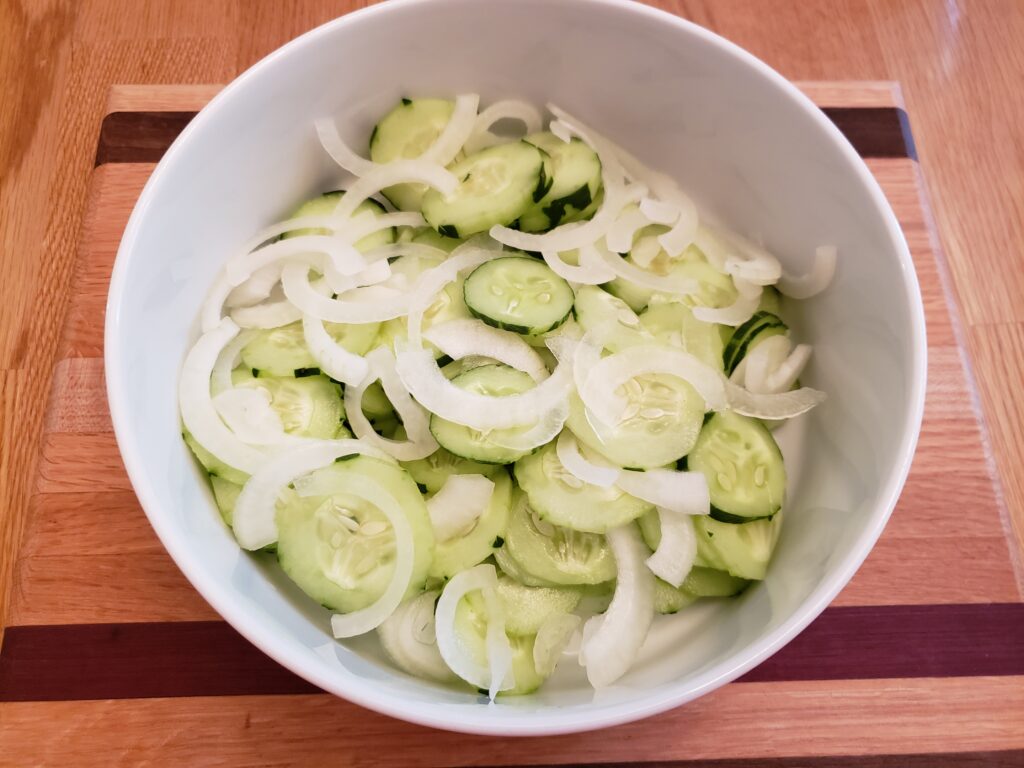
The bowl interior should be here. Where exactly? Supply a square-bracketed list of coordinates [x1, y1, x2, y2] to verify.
[106, 0, 924, 735]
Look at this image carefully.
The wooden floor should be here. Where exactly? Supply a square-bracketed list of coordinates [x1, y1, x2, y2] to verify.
[1, 0, 1023, 641]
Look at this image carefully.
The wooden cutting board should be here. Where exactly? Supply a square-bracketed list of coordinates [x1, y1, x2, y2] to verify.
[1, 82, 1022, 767]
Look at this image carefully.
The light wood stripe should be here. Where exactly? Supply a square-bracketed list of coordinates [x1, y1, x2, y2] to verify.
[0, 677, 1021, 765]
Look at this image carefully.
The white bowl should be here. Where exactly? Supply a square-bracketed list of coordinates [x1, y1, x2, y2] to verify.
[106, 0, 926, 736]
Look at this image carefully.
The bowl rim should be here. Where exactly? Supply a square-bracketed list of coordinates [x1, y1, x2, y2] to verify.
[105, 0, 927, 736]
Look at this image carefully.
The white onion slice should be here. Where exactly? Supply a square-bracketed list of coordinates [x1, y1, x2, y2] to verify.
[657, 189, 699, 257]
[282, 262, 410, 323]
[330, 161, 458, 222]
[301, 315, 369, 386]
[230, 297, 302, 329]
[462, 99, 541, 155]
[533, 613, 582, 677]
[232, 439, 389, 550]
[743, 335, 813, 395]
[615, 468, 710, 516]
[314, 117, 380, 177]
[210, 327, 255, 396]
[638, 197, 679, 226]
[394, 341, 575, 431]
[540, 246, 616, 285]
[593, 240, 699, 295]
[486, 399, 570, 452]
[226, 264, 281, 308]
[724, 379, 827, 419]
[725, 253, 782, 287]
[344, 348, 438, 461]
[212, 387, 291, 446]
[424, 319, 548, 382]
[692, 281, 762, 327]
[427, 474, 495, 542]
[605, 207, 651, 254]
[179, 319, 268, 475]
[579, 344, 727, 427]
[556, 431, 618, 488]
[779, 245, 838, 298]
[579, 524, 655, 688]
[630, 235, 662, 269]
[330, 472, 414, 638]
[420, 93, 481, 166]
[434, 564, 513, 699]
[645, 509, 697, 588]
[377, 590, 454, 683]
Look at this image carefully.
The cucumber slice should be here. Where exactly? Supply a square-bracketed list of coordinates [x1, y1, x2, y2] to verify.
[518, 133, 602, 232]
[422, 141, 547, 237]
[282, 192, 395, 252]
[722, 311, 788, 375]
[402, 447, 499, 494]
[694, 514, 783, 580]
[688, 411, 786, 522]
[240, 320, 379, 378]
[493, 546, 561, 588]
[572, 284, 648, 351]
[275, 456, 434, 613]
[237, 374, 346, 439]
[758, 285, 782, 316]
[429, 471, 513, 580]
[565, 373, 707, 469]
[453, 598, 547, 695]
[429, 364, 540, 464]
[463, 257, 574, 335]
[505, 491, 616, 586]
[377, 278, 472, 358]
[369, 98, 456, 211]
[467, 575, 582, 636]
[654, 579, 698, 615]
[605, 244, 738, 313]
[411, 227, 465, 253]
[682, 565, 750, 597]
[514, 441, 651, 533]
[639, 301, 725, 371]
[209, 475, 242, 526]
[183, 429, 248, 485]
[359, 380, 394, 419]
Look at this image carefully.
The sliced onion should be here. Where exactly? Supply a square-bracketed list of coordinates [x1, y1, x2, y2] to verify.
[638, 196, 679, 226]
[462, 98, 540, 155]
[344, 347, 438, 461]
[630, 235, 662, 269]
[301, 314, 369, 386]
[424, 319, 548, 382]
[556, 431, 618, 488]
[210, 327, 255, 396]
[656, 189, 699, 257]
[579, 524, 655, 688]
[394, 341, 575, 431]
[427, 474, 495, 542]
[329, 161, 458, 222]
[594, 240, 700, 295]
[541, 246, 616, 285]
[315, 117, 380, 177]
[434, 564, 513, 699]
[579, 344, 727, 427]
[212, 386, 292, 446]
[692, 281, 762, 327]
[533, 613, 582, 677]
[232, 438, 389, 550]
[724, 379, 827, 419]
[179, 319, 268, 475]
[377, 590, 454, 683]
[282, 261, 410, 323]
[743, 335, 813, 395]
[615, 468, 710, 516]
[486, 399, 570, 452]
[645, 509, 697, 588]
[605, 206, 651, 254]
[420, 93, 481, 166]
[231, 297, 302, 329]
[330, 472, 414, 638]
[226, 264, 282, 308]
[779, 245, 837, 299]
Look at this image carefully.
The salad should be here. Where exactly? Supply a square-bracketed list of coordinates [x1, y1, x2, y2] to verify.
[179, 95, 833, 697]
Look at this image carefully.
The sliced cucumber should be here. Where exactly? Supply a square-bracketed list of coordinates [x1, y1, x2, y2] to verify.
[493, 546, 561, 588]
[240, 320, 379, 378]
[422, 141, 547, 237]
[209, 475, 242, 526]
[682, 565, 750, 597]
[282, 191, 395, 252]
[403, 447, 500, 494]
[411, 227, 465, 253]
[275, 456, 434, 613]
[639, 300, 725, 371]
[514, 441, 651, 533]
[237, 374, 346, 439]
[518, 132, 602, 233]
[694, 514, 783, 580]
[572, 284, 647, 352]
[654, 579, 698, 615]
[369, 98, 456, 211]
[429, 364, 540, 464]
[758, 285, 782, 316]
[687, 411, 786, 523]
[565, 372, 707, 469]
[467, 575, 581, 636]
[183, 429, 249, 485]
[359, 380, 394, 419]
[722, 311, 788, 375]
[429, 471, 513, 580]
[504, 491, 616, 586]
[463, 257, 574, 335]
[378, 278, 472, 358]
[453, 598, 547, 695]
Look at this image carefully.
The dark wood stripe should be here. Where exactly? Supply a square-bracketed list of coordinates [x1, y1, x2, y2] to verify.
[489, 751, 1024, 768]
[1, 603, 1022, 702]
[93, 107, 915, 167]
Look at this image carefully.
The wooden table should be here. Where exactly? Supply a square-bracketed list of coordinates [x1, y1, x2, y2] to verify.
[2, 1, 1023, 765]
